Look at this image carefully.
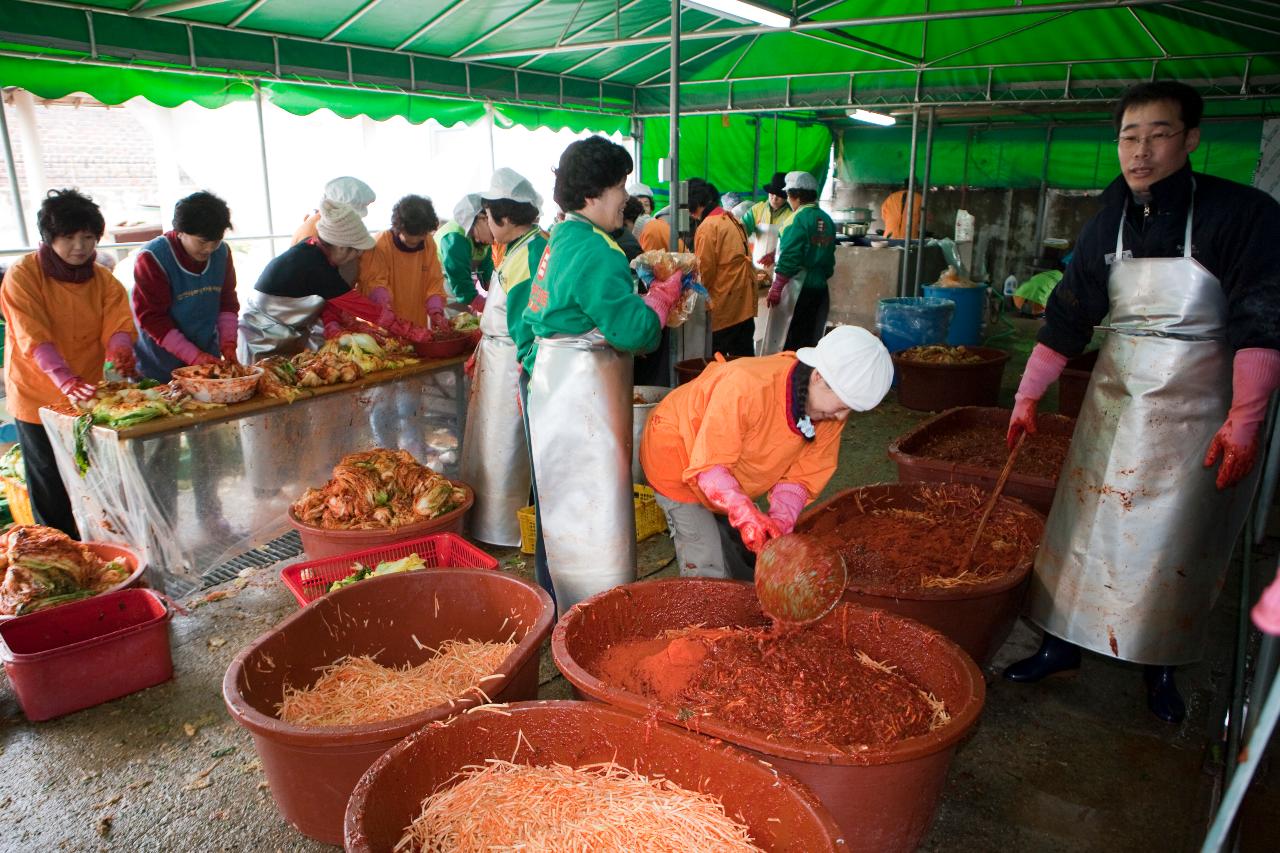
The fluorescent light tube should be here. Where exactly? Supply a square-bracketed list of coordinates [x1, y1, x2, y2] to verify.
[848, 109, 896, 126]
[682, 0, 791, 28]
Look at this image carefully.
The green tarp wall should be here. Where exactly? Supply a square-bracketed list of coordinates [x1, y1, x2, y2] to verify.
[837, 121, 1264, 189]
[639, 114, 833, 201]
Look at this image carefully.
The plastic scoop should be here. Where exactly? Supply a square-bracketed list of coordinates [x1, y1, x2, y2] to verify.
[754, 533, 847, 626]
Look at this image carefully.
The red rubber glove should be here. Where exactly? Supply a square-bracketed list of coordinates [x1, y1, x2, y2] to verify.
[426, 294, 448, 330]
[105, 333, 137, 378]
[469, 294, 486, 314]
[217, 312, 239, 362]
[387, 318, 429, 344]
[191, 351, 220, 366]
[641, 271, 682, 325]
[220, 343, 240, 364]
[767, 482, 809, 536]
[464, 350, 478, 380]
[697, 466, 781, 554]
[1007, 343, 1069, 449]
[759, 252, 776, 267]
[766, 274, 790, 308]
[1204, 348, 1280, 490]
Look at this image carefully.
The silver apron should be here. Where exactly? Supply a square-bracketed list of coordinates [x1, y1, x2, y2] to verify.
[671, 291, 712, 367]
[527, 331, 636, 612]
[752, 222, 781, 267]
[1029, 198, 1259, 665]
[237, 292, 327, 362]
[459, 268, 530, 546]
[756, 270, 805, 356]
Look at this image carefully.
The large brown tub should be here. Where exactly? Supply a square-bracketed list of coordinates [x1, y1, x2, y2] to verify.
[345, 700, 846, 851]
[222, 568, 554, 844]
[797, 483, 1045, 666]
[553, 578, 985, 853]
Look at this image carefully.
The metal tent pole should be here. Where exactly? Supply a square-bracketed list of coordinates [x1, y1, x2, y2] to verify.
[913, 106, 936, 295]
[751, 116, 761, 200]
[0, 87, 29, 246]
[253, 82, 277, 257]
[668, 0, 680, 252]
[1032, 125, 1055, 260]
[899, 105, 920, 297]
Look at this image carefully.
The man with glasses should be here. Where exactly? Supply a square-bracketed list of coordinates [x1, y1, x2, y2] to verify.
[1002, 81, 1280, 723]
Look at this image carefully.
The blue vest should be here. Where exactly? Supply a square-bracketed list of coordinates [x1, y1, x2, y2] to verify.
[134, 236, 227, 381]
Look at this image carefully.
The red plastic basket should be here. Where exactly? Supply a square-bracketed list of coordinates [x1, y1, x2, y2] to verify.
[0, 588, 173, 721]
[278, 532, 499, 607]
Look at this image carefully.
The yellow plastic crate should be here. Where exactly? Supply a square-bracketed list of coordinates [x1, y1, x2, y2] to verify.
[518, 485, 668, 555]
[2, 476, 34, 526]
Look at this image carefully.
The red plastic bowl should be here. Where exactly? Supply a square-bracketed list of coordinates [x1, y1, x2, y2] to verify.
[413, 330, 480, 360]
[279, 532, 498, 606]
[0, 588, 173, 721]
[287, 481, 474, 560]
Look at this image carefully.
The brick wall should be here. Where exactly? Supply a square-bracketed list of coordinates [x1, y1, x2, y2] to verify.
[0, 97, 159, 244]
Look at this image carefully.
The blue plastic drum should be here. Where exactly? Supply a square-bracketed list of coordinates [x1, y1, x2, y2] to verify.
[875, 297, 956, 354]
[922, 284, 988, 346]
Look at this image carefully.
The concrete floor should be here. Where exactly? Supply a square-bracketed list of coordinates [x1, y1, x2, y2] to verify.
[1, 316, 1276, 851]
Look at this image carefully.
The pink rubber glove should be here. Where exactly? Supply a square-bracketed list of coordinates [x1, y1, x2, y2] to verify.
[159, 329, 216, 367]
[105, 332, 137, 378]
[759, 252, 776, 267]
[1204, 348, 1280, 490]
[369, 287, 391, 308]
[469, 294, 486, 313]
[217, 312, 239, 362]
[641, 272, 682, 325]
[767, 482, 809, 536]
[1253, 565, 1280, 635]
[697, 465, 781, 554]
[34, 343, 95, 401]
[1007, 343, 1068, 449]
[766, 274, 790, 308]
[426, 294, 447, 329]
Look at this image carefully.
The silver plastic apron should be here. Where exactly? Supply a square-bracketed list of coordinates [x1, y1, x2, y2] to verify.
[527, 331, 636, 612]
[671, 291, 713, 367]
[237, 292, 326, 362]
[752, 222, 781, 267]
[459, 253, 531, 546]
[756, 270, 805, 356]
[1029, 197, 1259, 665]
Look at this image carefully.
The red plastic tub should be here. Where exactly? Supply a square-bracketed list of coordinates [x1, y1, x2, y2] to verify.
[346, 700, 846, 852]
[553, 579, 985, 853]
[796, 484, 1044, 666]
[413, 330, 480, 360]
[279, 532, 498, 606]
[0, 588, 173, 721]
[223, 568, 554, 845]
[287, 481, 474, 560]
[888, 406, 1075, 515]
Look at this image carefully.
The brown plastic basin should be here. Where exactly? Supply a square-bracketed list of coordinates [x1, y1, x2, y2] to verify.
[345, 700, 846, 851]
[1057, 349, 1099, 418]
[222, 568, 554, 845]
[889, 405, 1075, 514]
[553, 578, 985, 853]
[797, 483, 1045, 666]
[286, 481, 474, 560]
[891, 345, 1010, 411]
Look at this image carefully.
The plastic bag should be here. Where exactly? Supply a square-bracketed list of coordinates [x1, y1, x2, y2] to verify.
[630, 250, 706, 328]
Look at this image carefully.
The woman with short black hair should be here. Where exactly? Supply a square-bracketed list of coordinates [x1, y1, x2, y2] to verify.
[132, 190, 240, 379]
[358, 194, 447, 329]
[522, 136, 684, 612]
[1, 189, 137, 537]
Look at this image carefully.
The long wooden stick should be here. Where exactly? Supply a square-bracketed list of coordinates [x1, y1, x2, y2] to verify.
[959, 431, 1027, 574]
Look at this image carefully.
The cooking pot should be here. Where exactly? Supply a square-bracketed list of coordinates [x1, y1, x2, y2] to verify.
[842, 222, 868, 237]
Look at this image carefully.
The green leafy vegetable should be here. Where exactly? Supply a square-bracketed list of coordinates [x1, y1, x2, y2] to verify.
[73, 413, 93, 477]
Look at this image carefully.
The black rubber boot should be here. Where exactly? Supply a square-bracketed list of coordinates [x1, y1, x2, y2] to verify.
[1143, 666, 1186, 724]
[1003, 633, 1082, 682]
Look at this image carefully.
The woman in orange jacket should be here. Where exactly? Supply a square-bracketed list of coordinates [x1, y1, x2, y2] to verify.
[640, 326, 892, 579]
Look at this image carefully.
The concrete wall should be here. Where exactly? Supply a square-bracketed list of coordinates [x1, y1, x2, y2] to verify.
[830, 180, 1102, 286]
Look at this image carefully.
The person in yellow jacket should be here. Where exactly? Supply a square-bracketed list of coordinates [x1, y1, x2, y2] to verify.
[688, 177, 756, 357]
[357, 195, 447, 329]
[1, 189, 138, 538]
[740, 171, 795, 267]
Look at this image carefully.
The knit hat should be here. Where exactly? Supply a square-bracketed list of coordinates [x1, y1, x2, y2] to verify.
[763, 171, 788, 195]
[453, 193, 485, 235]
[316, 199, 376, 250]
[627, 182, 654, 199]
[784, 171, 818, 192]
[720, 192, 743, 210]
[322, 177, 376, 218]
[482, 168, 543, 210]
[796, 325, 893, 412]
